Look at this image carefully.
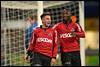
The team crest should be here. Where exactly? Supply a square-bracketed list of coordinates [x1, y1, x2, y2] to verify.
[48, 33, 52, 37]
[71, 28, 75, 32]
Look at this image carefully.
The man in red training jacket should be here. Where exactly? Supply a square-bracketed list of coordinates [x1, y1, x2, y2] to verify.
[53, 9, 85, 66]
[27, 13, 58, 66]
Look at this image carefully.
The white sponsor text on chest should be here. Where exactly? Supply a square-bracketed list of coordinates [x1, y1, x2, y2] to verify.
[37, 38, 52, 43]
[60, 33, 72, 38]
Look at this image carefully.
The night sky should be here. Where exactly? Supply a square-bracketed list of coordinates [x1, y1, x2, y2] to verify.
[85, 1, 99, 17]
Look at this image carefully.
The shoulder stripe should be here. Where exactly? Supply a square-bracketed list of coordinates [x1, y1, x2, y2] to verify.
[76, 23, 81, 32]
[52, 22, 62, 29]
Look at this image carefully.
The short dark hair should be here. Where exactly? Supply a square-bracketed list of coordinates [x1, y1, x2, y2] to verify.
[63, 8, 71, 15]
[40, 12, 51, 19]
[29, 15, 34, 20]
[63, 8, 71, 12]
[28, 15, 37, 20]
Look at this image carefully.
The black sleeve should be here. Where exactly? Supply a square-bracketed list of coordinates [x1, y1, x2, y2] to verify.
[26, 50, 32, 56]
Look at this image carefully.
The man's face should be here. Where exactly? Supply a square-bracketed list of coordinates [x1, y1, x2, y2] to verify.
[42, 15, 51, 27]
[63, 9, 71, 22]
[28, 17, 35, 25]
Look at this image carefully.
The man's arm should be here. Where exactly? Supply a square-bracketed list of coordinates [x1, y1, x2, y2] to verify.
[27, 30, 36, 56]
[74, 23, 85, 38]
[51, 30, 58, 65]
[27, 32, 35, 50]
[25, 29, 30, 49]
[52, 30, 58, 58]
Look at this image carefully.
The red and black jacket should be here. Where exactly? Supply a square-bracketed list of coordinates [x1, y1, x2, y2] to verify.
[27, 26, 58, 58]
[53, 22, 85, 53]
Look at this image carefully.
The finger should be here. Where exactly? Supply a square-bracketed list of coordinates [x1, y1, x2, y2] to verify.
[51, 61, 56, 65]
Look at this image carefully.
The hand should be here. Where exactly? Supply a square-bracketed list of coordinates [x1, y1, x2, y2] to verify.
[71, 31, 76, 37]
[51, 58, 56, 65]
[24, 54, 30, 61]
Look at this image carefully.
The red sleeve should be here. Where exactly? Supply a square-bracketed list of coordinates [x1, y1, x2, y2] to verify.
[52, 22, 60, 31]
[27, 30, 36, 51]
[52, 30, 58, 58]
[74, 23, 85, 38]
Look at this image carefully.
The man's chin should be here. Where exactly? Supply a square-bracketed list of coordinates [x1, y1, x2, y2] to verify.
[63, 20, 67, 23]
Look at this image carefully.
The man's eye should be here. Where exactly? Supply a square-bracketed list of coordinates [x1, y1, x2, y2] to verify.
[46, 18, 49, 20]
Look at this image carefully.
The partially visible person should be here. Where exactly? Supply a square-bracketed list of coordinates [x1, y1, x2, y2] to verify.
[25, 15, 38, 65]
[53, 9, 85, 66]
[27, 13, 58, 66]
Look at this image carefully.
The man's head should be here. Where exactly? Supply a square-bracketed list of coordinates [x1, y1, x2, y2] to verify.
[40, 12, 51, 27]
[62, 9, 72, 23]
[27, 15, 37, 25]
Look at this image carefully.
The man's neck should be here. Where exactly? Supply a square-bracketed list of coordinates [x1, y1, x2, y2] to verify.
[64, 21, 70, 24]
[42, 24, 47, 29]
